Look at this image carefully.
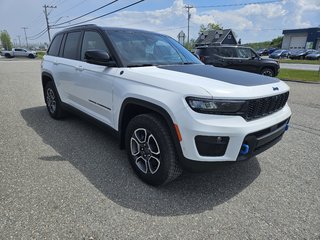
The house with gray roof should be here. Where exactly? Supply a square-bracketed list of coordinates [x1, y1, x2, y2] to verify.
[195, 29, 237, 47]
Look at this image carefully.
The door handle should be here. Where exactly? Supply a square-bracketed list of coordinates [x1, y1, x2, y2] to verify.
[76, 66, 84, 71]
[53, 60, 59, 65]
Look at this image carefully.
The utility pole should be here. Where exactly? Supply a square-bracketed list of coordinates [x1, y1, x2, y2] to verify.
[184, 5, 194, 45]
[43, 5, 56, 42]
[17, 35, 21, 47]
[21, 27, 28, 48]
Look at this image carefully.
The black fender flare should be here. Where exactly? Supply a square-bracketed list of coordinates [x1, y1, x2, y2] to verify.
[118, 97, 184, 162]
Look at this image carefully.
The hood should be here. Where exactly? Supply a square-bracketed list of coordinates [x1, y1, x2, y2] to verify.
[259, 57, 279, 64]
[123, 64, 289, 99]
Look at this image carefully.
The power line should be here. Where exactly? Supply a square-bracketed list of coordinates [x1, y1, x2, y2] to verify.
[156, 26, 188, 33]
[51, 0, 145, 29]
[50, 0, 87, 19]
[53, 0, 118, 27]
[29, 29, 49, 41]
[195, 0, 282, 8]
[28, 28, 48, 39]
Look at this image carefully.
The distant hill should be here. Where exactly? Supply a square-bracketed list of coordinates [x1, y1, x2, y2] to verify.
[244, 36, 283, 50]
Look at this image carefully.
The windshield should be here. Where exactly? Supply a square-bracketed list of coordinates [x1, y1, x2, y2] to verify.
[291, 49, 305, 54]
[273, 50, 283, 54]
[107, 30, 201, 67]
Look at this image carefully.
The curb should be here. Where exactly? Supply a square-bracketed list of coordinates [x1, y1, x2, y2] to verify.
[281, 79, 320, 84]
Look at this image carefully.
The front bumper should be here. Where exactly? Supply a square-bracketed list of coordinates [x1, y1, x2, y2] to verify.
[176, 104, 291, 163]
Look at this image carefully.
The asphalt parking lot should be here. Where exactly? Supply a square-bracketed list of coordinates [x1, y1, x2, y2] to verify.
[1, 60, 319, 239]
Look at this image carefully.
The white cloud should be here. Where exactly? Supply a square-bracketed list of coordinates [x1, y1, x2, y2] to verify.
[90, 0, 319, 44]
[3, 0, 319, 44]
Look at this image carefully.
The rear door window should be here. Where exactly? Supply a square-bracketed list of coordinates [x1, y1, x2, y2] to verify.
[47, 34, 63, 56]
[218, 47, 237, 58]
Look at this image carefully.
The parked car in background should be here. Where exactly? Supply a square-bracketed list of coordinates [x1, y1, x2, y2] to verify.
[256, 48, 269, 56]
[269, 49, 290, 59]
[289, 49, 317, 59]
[0, 48, 37, 58]
[305, 51, 320, 60]
[268, 48, 278, 54]
[195, 45, 280, 77]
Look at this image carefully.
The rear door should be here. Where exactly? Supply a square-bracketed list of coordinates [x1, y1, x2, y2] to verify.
[56, 31, 83, 106]
[233, 47, 260, 73]
[217, 47, 238, 70]
[14, 49, 26, 57]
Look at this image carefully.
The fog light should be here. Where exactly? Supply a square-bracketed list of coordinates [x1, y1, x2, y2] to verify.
[195, 136, 229, 157]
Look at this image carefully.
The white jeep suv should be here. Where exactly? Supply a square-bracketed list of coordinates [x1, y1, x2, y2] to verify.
[41, 25, 291, 186]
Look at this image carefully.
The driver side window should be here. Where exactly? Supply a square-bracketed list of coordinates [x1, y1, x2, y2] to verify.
[81, 31, 109, 61]
[236, 48, 255, 58]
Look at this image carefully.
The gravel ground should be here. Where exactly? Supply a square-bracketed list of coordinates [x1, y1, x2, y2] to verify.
[0, 60, 319, 239]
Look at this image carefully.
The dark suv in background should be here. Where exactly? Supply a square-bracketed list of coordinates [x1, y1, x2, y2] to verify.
[195, 45, 280, 77]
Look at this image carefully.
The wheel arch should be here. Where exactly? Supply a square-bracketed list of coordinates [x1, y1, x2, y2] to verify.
[260, 66, 276, 76]
[118, 98, 184, 160]
[41, 72, 62, 102]
[42, 72, 53, 88]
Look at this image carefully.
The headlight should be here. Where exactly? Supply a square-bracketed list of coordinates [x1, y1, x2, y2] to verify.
[186, 97, 247, 114]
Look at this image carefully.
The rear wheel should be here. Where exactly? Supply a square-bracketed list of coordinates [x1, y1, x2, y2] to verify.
[125, 113, 182, 186]
[28, 54, 35, 59]
[261, 68, 275, 77]
[44, 81, 66, 119]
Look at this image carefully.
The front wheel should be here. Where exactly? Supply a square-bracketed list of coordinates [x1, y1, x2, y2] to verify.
[261, 68, 275, 77]
[125, 114, 182, 186]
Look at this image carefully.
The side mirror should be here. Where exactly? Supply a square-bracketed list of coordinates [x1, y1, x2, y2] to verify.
[85, 50, 116, 66]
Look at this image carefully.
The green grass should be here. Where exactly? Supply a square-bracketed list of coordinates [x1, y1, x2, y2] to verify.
[278, 69, 320, 82]
[279, 59, 320, 65]
[36, 51, 46, 59]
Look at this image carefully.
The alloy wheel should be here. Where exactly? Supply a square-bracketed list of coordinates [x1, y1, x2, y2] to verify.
[46, 88, 56, 114]
[130, 128, 161, 174]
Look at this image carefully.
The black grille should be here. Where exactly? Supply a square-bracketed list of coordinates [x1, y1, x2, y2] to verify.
[243, 91, 289, 121]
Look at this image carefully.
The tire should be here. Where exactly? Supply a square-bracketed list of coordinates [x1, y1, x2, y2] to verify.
[261, 68, 275, 77]
[28, 54, 35, 59]
[44, 81, 66, 119]
[4, 53, 11, 58]
[125, 113, 182, 186]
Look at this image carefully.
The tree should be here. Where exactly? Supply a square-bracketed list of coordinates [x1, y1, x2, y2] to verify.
[0, 30, 13, 50]
[270, 36, 283, 48]
[184, 38, 196, 51]
[199, 23, 223, 34]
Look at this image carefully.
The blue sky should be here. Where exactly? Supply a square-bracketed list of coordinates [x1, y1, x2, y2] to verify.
[0, 0, 319, 46]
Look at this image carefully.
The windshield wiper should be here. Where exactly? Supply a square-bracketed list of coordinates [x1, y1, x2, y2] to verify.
[127, 64, 157, 67]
